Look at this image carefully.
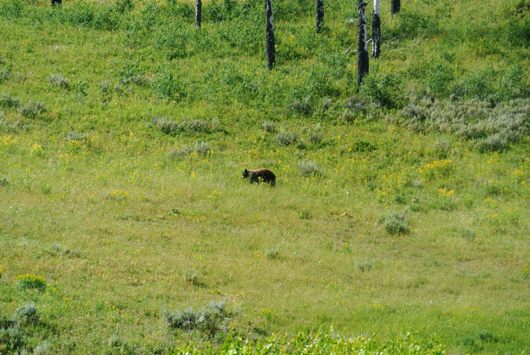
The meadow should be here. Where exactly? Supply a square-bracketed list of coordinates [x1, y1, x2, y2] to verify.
[0, 0, 529, 353]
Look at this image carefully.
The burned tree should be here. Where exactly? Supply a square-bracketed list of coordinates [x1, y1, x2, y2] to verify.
[372, 0, 381, 58]
[195, 0, 202, 29]
[357, 0, 369, 87]
[391, 0, 400, 14]
[316, 0, 324, 33]
[265, 0, 276, 70]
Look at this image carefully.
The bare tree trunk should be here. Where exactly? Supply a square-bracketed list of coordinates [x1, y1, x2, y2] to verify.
[265, 0, 276, 70]
[372, 0, 381, 58]
[195, 0, 202, 29]
[391, 0, 400, 14]
[316, 0, 324, 33]
[357, 0, 369, 87]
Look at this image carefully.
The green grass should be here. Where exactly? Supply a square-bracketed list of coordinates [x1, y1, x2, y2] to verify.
[0, 0, 529, 353]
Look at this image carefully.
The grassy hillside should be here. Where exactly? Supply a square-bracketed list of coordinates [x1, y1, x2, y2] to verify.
[0, 0, 529, 353]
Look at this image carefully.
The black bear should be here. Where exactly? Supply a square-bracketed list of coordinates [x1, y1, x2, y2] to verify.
[242, 168, 276, 187]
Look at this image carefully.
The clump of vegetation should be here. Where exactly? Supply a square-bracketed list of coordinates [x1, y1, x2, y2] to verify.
[0, 94, 20, 109]
[174, 330, 445, 353]
[276, 130, 299, 146]
[0, 68, 10, 84]
[184, 272, 203, 287]
[0, 303, 49, 354]
[152, 70, 185, 100]
[265, 246, 280, 260]
[16, 274, 47, 290]
[49, 74, 70, 89]
[400, 97, 530, 152]
[0, 115, 26, 133]
[169, 141, 211, 159]
[108, 335, 136, 354]
[290, 97, 313, 116]
[356, 260, 374, 272]
[307, 124, 323, 145]
[300, 160, 322, 177]
[352, 140, 377, 153]
[262, 120, 276, 133]
[380, 212, 409, 235]
[164, 300, 233, 337]
[19, 101, 47, 119]
[13, 303, 39, 326]
[153, 117, 222, 136]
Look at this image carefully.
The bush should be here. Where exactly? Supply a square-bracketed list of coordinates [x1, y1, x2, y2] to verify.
[360, 71, 403, 108]
[165, 301, 233, 337]
[265, 247, 280, 260]
[0, 0, 24, 18]
[426, 60, 454, 97]
[153, 117, 222, 136]
[16, 274, 47, 290]
[49, 74, 70, 89]
[307, 124, 323, 145]
[13, 304, 39, 326]
[170, 141, 211, 158]
[290, 97, 313, 116]
[356, 260, 373, 272]
[300, 160, 322, 177]
[0, 69, 10, 84]
[380, 213, 409, 235]
[262, 121, 276, 133]
[0, 94, 20, 109]
[0, 327, 25, 353]
[152, 71, 186, 100]
[19, 101, 46, 119]
[400, 97, 529, 152]
[276, 130, 299, 146]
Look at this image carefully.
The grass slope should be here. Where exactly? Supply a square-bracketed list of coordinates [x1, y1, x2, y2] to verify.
[0, 0, 529, 353]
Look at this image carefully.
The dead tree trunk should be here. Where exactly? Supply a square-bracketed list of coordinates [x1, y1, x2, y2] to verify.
[195, 0, 202, 29]
[372, 0, 381, 58]
[391, 0, 400, 14]
[265, 0, 276, 70]
[357, 0, 369, 87]
[316, 0, 324, 33]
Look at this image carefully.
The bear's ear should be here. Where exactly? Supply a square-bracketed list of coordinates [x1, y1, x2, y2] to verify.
[244, 169, 248, 173]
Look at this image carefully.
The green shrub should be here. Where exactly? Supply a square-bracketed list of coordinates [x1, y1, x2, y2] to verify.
[356, 260, 373, 272]
[307, 124, 323, 145]
[452, 68, 496, 100]
[300, 160, 323, 177]
[13, 304, 39, 326]
[0, 327, 26, 353]
[400, 97, 529, 152]
[265, 247, 280, 260]
[19, 101, 46, 119]
[153, 117, 222, 136]
[49, 74, 70, 89]
[262, 121, 276, 133]
[426, 60, 454, 97]
[276, 130, 299, 146]
[165, 301, 233, 337]
[170, 141, 211, 158]
[360, 71, 403, 109]
[0, 69, 10, 84]
[152, 71, 186, 100]
[290, 97, 313, 116]
[16, 274, 47, 290]
[380, 213, 409, 235]
[0, 94, 20, 109]
[0, 0, 24, 18]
